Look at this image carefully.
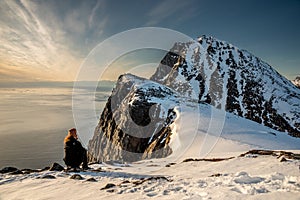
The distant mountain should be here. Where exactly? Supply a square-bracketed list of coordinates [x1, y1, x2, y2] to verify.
[151, 35, 300, 137]
[292, 76, 300, 89]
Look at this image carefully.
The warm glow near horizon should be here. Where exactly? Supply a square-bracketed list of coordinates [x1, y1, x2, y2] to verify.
[0, 0, 299, 83]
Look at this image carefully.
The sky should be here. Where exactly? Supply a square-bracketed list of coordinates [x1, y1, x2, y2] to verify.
[0, 0, 299, 82]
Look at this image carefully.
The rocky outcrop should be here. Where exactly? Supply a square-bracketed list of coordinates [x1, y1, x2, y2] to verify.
[292, 76, 300, 89]
[151, 35, 300, 137]
[88, 74, 179, 163]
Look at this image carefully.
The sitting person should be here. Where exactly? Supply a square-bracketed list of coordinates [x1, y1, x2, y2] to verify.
[63, 128, 89, 170]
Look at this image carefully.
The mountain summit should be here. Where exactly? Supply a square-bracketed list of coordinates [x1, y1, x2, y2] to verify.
[151, 35, 300, 137]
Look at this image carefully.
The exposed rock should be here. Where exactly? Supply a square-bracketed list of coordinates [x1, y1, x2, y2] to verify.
[131, 176, 171, 186]
[86, 177, 97, 182]
[49, 163, 64, 171]
[9, 169, 23, 175]
[88, 74, 178, 163]
[70, 174, 84, 180]
[240, 149, 300, 160]
[165, 163, 176, 167]
[292, 76, 300, 89]
[100, 183, 116, 190]
[209, 173, 222, 177]
[21, 169, 40, 174]
[151, 35, 300, 137]
[278, 156, 287, 162]
[182, 157, 234, 163]
[0, 167, 19, 174]
[41, 175, 56, 179]
[40, 166, 50, 171]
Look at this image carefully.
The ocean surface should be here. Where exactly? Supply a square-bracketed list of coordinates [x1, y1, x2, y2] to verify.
[0, 83, 113, 169]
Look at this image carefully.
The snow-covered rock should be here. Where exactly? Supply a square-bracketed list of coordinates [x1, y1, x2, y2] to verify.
[292, 76, 300, 89]
[88, 74, 180, 162]
[151, 35, 300, 137]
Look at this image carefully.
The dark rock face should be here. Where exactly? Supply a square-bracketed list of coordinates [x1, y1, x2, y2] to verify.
[151, 35, 300, 137]
[88, 74, 178, 163]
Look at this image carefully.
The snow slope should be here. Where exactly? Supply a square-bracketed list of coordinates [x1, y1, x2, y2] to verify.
[1, 151, 300, 200]
[1, 100, 300, 200]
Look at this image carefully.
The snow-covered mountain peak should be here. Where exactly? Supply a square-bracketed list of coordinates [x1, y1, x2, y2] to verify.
[151, 35, 300, 137]
[88, 35, 300, 166]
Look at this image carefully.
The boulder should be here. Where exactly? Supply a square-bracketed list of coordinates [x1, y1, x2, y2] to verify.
[49, 163, 64, 171]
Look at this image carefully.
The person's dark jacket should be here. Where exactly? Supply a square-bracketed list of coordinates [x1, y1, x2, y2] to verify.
[64, 136, 87, 168]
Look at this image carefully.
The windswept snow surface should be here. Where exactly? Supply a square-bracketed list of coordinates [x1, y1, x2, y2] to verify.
[1, 102, 300, 199]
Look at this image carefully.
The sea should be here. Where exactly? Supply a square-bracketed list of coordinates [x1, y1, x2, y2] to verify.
[0, 82, 114, 169]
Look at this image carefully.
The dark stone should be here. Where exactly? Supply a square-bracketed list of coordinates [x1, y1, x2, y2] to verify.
[0, 167, 19, 174]
[21, 169, 39, 174]
[70, 174, 84, 180]
[120, 180, 130, 184]
[100, 183, 116, 190]
[86, 177, 97, 182]
[41, 175, 56, 179]
[132, 176, 170, 186]
[279, 156, 287, 162]
[182, 157, 234, 163]
[209, 173, 222, 177]
[9, 170, 23, 175]
[49, 163, 64, 171]
[40, 166, 50, 171]
[165, 162, 176, 167]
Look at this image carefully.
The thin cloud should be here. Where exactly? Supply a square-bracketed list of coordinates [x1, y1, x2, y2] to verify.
[89, 0, 103, 28]
[145, 0, 197, 26]
[0, 0, 83, 81]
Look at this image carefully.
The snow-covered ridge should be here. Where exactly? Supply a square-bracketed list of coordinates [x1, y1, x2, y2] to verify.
[151, 35, 300, 137]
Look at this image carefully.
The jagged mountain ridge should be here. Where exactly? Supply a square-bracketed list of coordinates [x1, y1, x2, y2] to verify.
[88, 74, 180, 162]
[151, 35, 300, 137]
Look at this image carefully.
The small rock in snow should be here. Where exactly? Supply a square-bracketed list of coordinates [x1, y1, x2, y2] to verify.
[49, 163, 64, 171]
[100, 183, 116, 190]
[0, 167, 19, 174]
[70, 174, 84, 180]
[41, 175, 56, 179]
[86, 177, 97, 182]
[278, 156, 287, 162]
